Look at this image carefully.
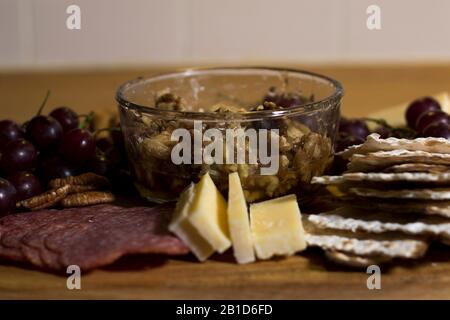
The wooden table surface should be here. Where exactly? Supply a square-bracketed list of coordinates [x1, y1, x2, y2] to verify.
[1, 64, 450, 299]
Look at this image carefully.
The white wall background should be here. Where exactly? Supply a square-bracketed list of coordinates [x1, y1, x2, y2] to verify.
[1, 0, 450, 69]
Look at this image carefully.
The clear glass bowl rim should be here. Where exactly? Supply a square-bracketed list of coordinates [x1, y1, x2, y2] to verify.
[116, 66, 344, 121]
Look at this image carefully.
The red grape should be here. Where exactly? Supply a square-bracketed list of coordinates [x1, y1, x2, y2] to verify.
[263, 90, 308, 108]
[338, 118, 370, 140]
[26, 115, 63, 150]
[88, 154, 113, 176]
[0, 177, 17, 215]
[0, 120, 24, 151]
[374, 126, 391, 139]
[415, 110, 450, 133]
[96, 137, 113, 152]
[105, 146, 126, 167]
[59, 128, 96, 165]
[7, 172, 42, 201]
[0, 139, 38, 174]
[111, 127, 126, 152]
[335, 134, 365, 152]
[405, 97, 441, 129]
[39, 155, 78, 181]
[49, 107, 79, 132]
[423, 123, 450, 139]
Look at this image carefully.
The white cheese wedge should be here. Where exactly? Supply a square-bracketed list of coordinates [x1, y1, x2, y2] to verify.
[168, 183, 215, 261]
[368, 92, 450, 127]
[227, 172, 255, 264]
[189, 173, 231, 253]
[250, 194, 307, 260]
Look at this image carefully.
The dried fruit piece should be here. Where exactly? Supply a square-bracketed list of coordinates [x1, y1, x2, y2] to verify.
[60, 191, 115, 208]
[17, 185, 70, 211]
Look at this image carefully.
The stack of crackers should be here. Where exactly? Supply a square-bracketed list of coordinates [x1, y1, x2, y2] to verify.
[308, 133, 450, 267]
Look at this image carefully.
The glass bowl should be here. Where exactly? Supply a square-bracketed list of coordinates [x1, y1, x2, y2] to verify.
[116, 67, 343, 203]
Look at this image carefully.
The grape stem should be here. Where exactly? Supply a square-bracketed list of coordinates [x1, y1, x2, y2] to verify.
[36, 90, 51, 116]
[360, 117, 393, 129]
[79, 111, 95, 130]
[361, 117, 418, 138]
[93, 127, 121, 137]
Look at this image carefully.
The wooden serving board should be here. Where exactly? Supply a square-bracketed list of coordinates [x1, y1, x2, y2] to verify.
[2, 248, 450, 299]
[2, 65, 450, 299]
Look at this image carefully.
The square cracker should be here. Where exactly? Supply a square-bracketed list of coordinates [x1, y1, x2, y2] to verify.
[348, 150, 450, 172]
[339, 133, 450, 160]
[312, 172, 450, 185]
[349, 187, 450, 200]
[324, 250, 392, 268]
[303, 218, 429, 259]
[337, 196, 450, 218]
[307, 207, 450, 244]
[383, 163, 450, 174]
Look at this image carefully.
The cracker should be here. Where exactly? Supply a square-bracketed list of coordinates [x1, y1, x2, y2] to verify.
[337, 197, 450, 218]
[383, 163, 450, 174]
[339, 133, 450, 159]
[311, 175, 345, 185]
[344, 172, 450, 184]
[303, 219, 428, 259]
[324, 250, 392, 268]
[307, 208, 450, 243]
[348, 150, 450, 172]
[312, 172, 450, 185]
[349, 187, 450, 200]
[305, 233, 428, 259]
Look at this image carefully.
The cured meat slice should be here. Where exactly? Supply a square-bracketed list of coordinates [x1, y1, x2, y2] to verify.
[0, 210, 58, 264]
[0, 204, 189, 271]
[21, 206, 115, 269]
[58, 205, 188, 269]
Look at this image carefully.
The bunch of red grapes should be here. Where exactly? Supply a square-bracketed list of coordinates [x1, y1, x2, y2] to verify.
[336, 96, 450, 153]
[405, 97, 450, 138]
[0, 101, 129, 215]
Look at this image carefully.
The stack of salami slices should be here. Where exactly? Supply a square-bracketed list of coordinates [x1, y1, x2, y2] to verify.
[309, 133, 450, 267]
[0, 204, 188, 271]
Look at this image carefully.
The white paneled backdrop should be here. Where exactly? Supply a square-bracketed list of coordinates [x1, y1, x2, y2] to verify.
[1, 0, 450, 69]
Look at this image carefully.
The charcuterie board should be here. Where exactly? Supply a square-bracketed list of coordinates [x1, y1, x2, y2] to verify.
[2, 65, 450, 299]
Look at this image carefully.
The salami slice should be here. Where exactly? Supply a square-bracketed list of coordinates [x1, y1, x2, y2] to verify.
[0, 204, 188, 271]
